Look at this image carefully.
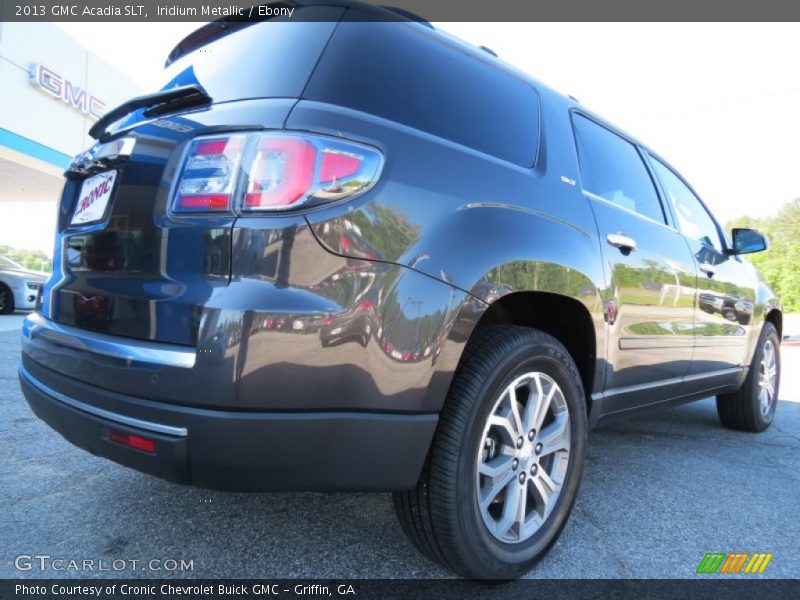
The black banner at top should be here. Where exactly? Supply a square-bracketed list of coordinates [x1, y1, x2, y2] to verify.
[2, 0, 800, 22]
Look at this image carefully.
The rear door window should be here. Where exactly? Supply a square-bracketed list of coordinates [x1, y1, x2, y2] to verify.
[304, 22, 540, 167]
[572, 114, 665, 223]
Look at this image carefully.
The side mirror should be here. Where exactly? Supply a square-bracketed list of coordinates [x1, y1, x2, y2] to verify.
[730, 228, 768, 255]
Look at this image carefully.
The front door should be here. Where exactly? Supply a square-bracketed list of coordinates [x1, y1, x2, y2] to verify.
[647, 156, 755, 391]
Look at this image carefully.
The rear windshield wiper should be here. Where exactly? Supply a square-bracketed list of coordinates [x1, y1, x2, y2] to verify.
[89, 85, 212, 141]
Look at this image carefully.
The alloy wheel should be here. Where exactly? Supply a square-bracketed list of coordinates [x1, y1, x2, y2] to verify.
[476, 372, 571, 544]
[758, 339, 778, 416]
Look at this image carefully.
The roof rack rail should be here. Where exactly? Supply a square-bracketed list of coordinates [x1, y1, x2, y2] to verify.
[380, 6, 434, 28]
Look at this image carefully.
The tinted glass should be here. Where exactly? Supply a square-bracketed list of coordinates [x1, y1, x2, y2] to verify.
[158, 9, 343, 102]
[304, 22, 540, 167]
[573, 115, 665, 223]
[650, 158, 723, 252]
[0, 256, 24, 271]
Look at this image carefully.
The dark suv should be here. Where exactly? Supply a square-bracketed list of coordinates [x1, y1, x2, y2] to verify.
[19, 4, 782, 579]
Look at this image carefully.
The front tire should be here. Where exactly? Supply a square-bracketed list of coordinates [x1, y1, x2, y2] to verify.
[393, 325, 587, 579]
[716, 322, 780, 432]
[0, 284, 14, 315]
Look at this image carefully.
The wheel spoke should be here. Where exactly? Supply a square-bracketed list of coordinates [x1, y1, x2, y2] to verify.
[479, 467, 516, 510]
[530, 380, 556, 433]
[530, 470, 558, 518]
[488, 413, 518, 446]
[521, 373, 543, 430]
[495, 480, 526, 538]
[537, 414, 570, 457]
[478, 453, 514, 478]
[506, 382, 524, 435]
[759, 387, 769, 411]
[514, 483, 529, 537]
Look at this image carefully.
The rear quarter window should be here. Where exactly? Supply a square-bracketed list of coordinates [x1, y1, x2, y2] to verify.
[304, 22, 540, 167]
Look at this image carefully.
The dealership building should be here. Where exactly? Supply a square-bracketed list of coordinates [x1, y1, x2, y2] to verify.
[0, 22, 140, 257]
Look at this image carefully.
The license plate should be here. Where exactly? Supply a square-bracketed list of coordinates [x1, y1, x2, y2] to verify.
[71, 171, 117, 225]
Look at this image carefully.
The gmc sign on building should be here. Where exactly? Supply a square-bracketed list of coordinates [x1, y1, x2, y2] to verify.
[29, 63, 106, 120]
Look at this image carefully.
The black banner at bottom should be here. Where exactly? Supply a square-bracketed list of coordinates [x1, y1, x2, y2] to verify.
[4, 579, 799, 600]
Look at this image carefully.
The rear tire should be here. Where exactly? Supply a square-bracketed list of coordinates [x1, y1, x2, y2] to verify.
[716, 322, 780, 432]
[393, 325, 587, 579]
[0, 284, 14, 315]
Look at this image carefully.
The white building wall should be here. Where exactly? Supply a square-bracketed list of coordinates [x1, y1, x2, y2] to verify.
[0, 22, 141, 257]
[0, 22, 141, 158]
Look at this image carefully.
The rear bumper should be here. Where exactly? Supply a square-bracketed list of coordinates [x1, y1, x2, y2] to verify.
[19, 362, 437, 492]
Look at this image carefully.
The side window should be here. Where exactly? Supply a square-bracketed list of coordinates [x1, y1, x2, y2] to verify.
[573, 114, 665, 223]
[305, 22, 540, 167]
[649, 158, 724, 253]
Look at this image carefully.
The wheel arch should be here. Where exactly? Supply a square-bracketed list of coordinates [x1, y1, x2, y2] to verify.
[765, 307, 783, 340]
[466, 290, 600, 413]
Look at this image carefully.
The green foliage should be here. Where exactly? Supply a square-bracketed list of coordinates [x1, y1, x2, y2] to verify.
[348, 204, 419, 261]
[0, 245, 52, 273]
[726, 199, 800, 312]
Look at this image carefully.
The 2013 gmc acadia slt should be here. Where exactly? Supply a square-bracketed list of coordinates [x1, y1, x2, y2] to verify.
[19, 3, 782, 579]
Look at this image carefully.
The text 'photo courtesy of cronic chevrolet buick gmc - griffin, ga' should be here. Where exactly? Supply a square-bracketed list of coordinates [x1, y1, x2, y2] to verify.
[17, 3, 782, 580]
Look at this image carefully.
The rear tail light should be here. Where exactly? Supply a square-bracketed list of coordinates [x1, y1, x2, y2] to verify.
[173, 135, 246, 212]
[171, 132, 382, 214]
[244, 137, 317, 209]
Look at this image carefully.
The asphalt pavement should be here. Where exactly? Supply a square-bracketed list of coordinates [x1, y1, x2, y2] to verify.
[1, 314, 798, 579]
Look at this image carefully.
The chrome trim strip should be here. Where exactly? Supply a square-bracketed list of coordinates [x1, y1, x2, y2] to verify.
[693, 338, 747, 348]
[19, 364, 188, 437]
[619, 336, 694, 350]
[70, 137, 136, 170]
[683, 367, 744, 383]
[21, 312, 196, 369]
[592, 367, 744, 401]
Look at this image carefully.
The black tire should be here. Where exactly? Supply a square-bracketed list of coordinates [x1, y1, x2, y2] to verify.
[716, 322, 780, 433]
[393, 325, 587, 579]
[0, 284, 14, 315]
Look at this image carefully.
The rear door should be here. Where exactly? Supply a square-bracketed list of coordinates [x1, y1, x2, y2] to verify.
[572, 113, 696, 412]
[647, 156, 755, 388]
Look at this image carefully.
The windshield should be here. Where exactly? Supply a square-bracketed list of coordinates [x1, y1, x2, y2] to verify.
[0, 256, 25, 271]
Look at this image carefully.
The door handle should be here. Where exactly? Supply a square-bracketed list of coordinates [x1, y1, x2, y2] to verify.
[606, 233, 637, 253]
[699, 263, 716, 277]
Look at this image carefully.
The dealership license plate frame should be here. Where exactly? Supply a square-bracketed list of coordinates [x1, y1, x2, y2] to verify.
[71, 171, 118, 226]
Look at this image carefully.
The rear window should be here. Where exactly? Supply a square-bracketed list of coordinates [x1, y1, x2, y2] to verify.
[304, 22, 540, 167]
[158, 8, 344, 103]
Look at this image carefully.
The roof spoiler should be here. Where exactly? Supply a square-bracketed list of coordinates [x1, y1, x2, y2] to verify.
[164, 1, 432, 68]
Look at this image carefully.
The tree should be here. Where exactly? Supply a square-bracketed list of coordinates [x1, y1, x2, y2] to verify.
[726, 199, 800, 312]
[0, 245, 52, 273]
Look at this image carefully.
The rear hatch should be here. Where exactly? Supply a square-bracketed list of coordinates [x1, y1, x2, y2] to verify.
[44, 10, 344, 345]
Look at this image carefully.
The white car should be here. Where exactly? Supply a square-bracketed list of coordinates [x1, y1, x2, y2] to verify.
[0, 256, 47, 314]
